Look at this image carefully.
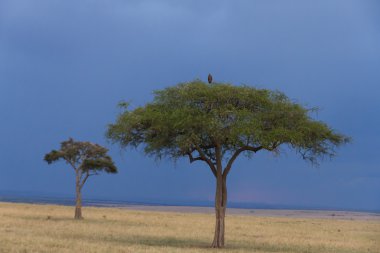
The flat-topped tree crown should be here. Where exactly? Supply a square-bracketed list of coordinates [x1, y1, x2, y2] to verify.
[106, 80, 350, 247]
[44, 138, 117, 219]
[44, 138, 117, 173]
[107, 80, 349, 166]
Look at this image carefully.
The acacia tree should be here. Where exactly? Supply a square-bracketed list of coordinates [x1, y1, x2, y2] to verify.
[44, 138, 117, 219]
[106, 80, 349, 248]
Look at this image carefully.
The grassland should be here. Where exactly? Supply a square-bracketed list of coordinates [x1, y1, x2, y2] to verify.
[0, 202, 379, 253]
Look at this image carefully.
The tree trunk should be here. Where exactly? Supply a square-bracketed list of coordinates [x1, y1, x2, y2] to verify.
[211, 176, 227, 248]
[74, 174, 83, 219]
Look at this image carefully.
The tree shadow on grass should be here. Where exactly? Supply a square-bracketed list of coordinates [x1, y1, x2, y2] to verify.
[74, 233, 314, 252]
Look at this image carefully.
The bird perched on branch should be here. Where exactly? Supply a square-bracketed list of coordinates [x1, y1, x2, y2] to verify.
[208, 74, 213, 84]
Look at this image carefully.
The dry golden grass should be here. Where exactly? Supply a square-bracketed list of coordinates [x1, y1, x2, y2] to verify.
[0, 202, 379, 253]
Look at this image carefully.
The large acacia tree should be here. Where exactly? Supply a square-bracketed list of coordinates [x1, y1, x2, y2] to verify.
[106, 80, 349, 248]
[44, 138, 118, 219]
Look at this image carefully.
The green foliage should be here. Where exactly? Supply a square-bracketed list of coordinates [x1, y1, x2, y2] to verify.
[107, 80, 350, 168]
[44, 138, 117, 173]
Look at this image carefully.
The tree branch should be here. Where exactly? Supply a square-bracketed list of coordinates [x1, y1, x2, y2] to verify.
[80, 171, 89, 190]
[79, 170, 99, 190]
[223, 145, 263, 178]
[187, 152, 205, 163]
[193, 145, 217, 177]
[264, 141, 280, 152]
[66, 159, 77, 171]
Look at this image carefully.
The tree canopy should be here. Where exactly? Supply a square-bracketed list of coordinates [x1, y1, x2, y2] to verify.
[107, 80, 349, 168]
[44, 138, 117, 174]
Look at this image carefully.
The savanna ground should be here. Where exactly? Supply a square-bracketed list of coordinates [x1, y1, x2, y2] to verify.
[0, 202, 379, 253]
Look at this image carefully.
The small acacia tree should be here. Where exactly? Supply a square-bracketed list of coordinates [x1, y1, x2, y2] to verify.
[44, 138, 118, 219]
[106, 80, 349, 248]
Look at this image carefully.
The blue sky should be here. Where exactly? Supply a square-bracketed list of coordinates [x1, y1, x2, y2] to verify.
[0, 0, 379, 211]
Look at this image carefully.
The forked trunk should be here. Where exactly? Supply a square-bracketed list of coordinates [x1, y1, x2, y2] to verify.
[211, 176, 227, 248]
[74, 174, 83, 219]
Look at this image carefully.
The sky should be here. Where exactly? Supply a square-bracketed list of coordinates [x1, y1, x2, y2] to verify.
[0, 0, 379, 211]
